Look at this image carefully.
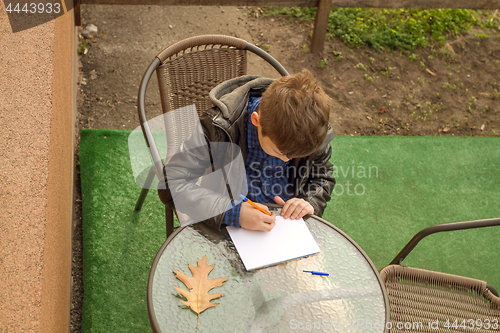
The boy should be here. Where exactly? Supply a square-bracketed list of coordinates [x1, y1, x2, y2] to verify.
[159, 69, 335, 232]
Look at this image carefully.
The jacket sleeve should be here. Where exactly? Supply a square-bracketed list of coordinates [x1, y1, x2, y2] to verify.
[297, 127, 336, 217]
[157, 120, 231, 232]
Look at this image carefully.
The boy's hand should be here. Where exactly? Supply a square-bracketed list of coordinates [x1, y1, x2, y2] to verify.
[274, 196, 314, 220]
[239, 202, 276, 231]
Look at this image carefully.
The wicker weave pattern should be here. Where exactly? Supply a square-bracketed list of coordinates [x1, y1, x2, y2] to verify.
[157, 46, 247, 116]
[380, 265, 500, 332]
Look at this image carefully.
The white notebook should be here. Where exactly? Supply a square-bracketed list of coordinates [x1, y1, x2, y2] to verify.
[226, 216, 321, 271]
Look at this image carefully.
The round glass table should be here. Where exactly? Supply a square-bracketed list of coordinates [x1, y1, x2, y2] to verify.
[148, 206, 389, 332]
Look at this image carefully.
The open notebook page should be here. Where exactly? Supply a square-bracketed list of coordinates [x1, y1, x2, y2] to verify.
[226, 216, 320, 271]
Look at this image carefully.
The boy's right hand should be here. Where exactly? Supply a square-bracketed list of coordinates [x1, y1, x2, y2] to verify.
[239, 202, 276, 231]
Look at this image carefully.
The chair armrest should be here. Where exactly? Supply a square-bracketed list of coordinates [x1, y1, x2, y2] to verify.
[391, 217, 500, 265]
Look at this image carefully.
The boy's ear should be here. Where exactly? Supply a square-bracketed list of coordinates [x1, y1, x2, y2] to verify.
[251, 111, 261, 127]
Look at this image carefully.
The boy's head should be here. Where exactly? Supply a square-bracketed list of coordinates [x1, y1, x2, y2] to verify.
[251, 69, 331, 160]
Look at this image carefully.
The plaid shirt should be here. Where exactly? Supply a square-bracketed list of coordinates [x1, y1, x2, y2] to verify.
[222, 97, 293, 228]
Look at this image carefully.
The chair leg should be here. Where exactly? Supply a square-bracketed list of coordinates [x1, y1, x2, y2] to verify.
[134, 166, 156, 210]
[135, 188, 150, 211]
[166, 206, 174, 238]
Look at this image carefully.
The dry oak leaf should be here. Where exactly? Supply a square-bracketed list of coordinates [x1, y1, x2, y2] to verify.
[173, 255, 227, 329]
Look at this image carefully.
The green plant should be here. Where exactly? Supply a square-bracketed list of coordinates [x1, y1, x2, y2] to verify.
[442, 82, 457, 89]
[475, 32, 489, 39]
[419, 61, 425, 68]
[418, 77, 425, 84]
[301, 44, 307, 52]
[381, 67, 393, 76]
[355, 63, 368, 71]
[467, 96, 477, 111]
[78, 40, 88, 55]
[318, 58, 328, 69]
[364, 74, 374, 82]
[333, 50, 343, 60]
[263, 7, 499, 53]
[261, 44, 270, 51]
[409, 53, 418, 62]
[369, 57, 375, 64]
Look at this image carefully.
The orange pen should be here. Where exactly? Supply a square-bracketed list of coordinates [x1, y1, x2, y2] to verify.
[239, 194, 271, 216]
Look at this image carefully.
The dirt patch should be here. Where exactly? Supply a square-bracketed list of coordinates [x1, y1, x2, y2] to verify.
[77, 7, 500, 137]
[72, 5, 500, 331]
[245, 17, 500, 137]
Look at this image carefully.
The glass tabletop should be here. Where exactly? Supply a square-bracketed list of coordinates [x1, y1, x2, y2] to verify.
[148, 208, 389, 333]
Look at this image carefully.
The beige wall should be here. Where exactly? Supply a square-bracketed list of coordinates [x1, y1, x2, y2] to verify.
[0, 4, 76, 332]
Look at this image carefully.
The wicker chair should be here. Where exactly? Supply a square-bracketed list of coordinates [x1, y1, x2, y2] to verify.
[380, 218, 500, 332]
[135, 35, 289, 237]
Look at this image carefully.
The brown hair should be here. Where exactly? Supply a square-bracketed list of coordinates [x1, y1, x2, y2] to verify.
[259, 69, 331, 158]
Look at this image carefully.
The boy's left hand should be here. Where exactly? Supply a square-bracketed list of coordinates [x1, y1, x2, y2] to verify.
[274, 196, 314, 220]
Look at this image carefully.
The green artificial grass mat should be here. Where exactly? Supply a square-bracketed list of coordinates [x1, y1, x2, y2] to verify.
[80, 129, 168, 332]
[322, 136, 500, 288]
[80, 129, 500, 332]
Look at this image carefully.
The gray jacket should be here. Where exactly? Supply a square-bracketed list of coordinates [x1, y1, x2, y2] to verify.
[159, 76, 336, 231]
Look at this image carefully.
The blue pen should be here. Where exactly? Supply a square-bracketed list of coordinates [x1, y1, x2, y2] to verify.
[303, 270, 329, 276]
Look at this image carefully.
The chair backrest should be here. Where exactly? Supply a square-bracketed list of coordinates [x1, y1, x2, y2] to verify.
[380, 265, 500, 329]
[154, 35, 288, 116]
[379, 218, 500, 330]
[156, 40, 247, 117]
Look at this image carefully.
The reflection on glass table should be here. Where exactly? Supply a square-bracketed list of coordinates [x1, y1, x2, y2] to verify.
[148, 205, 389, 333]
